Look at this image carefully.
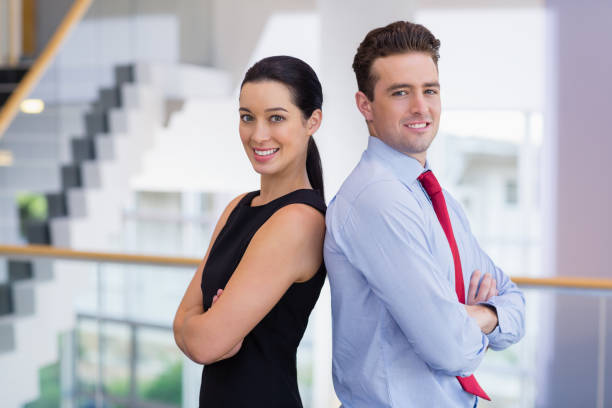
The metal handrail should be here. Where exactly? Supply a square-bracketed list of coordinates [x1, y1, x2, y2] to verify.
[2, 244, 612, 291]
[0, 0, 93, 138]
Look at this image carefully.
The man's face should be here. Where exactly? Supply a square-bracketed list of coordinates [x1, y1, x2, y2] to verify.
[356, 52, 441, 165]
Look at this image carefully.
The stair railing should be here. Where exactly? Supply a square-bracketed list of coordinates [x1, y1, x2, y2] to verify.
[0, 0, 93, 139]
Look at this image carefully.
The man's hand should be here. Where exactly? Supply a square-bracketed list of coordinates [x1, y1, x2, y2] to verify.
[211, 289, 243, 360]
[466, 269, 498, 305]
[465, 270, 499, 334]
[464, 304, 498, 334]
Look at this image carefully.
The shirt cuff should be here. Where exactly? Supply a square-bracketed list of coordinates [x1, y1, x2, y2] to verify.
[481, 298, 508, 343]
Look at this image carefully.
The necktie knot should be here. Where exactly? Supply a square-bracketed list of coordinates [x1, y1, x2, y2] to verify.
[417, 170, 442, 196]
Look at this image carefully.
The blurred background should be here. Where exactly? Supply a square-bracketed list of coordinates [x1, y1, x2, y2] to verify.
[0, 0, 610, 407]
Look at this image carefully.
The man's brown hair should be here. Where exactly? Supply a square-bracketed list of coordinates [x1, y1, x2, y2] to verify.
[352, 21, 441, 100]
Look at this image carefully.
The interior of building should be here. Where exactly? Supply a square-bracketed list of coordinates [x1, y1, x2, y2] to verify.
[1, 0, 611, 407]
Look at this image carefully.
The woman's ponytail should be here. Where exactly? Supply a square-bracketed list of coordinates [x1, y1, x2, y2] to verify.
[306, 136, 324, 198]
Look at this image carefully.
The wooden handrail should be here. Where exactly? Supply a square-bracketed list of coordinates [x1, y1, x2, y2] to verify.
[0, 244, 200, 267]
[1, 244, 612, 291]
[0, 0, 93, 138]
[510, 276, 612, 291]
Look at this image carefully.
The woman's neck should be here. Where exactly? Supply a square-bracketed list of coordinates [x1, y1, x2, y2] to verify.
[254, 169, 311, 206]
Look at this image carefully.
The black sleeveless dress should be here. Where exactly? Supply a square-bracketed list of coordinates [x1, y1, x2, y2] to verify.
[199, 189, 327, 408]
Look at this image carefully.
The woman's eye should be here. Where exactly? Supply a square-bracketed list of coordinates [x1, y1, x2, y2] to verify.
[270, 115, 285, 122]
[240, 114, 253, 122]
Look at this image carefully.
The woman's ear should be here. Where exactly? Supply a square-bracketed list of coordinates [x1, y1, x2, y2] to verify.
[355, 91, 373, 121]
[307, 109, 322, 135]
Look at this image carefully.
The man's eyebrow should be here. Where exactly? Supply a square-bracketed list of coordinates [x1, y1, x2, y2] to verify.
[385, 82, 441, 92]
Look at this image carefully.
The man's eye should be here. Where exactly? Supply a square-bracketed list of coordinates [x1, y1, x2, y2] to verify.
[270, 115, 285, 122]
[392, 90, 407, 96]
[240, 114, 253, 122]
[425, 89, 438, 95]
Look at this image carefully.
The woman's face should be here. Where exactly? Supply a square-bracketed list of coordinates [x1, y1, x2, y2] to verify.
[239, 80, 317, 177]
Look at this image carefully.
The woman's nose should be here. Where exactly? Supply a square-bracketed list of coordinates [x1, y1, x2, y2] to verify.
[251, 123, 271, 142]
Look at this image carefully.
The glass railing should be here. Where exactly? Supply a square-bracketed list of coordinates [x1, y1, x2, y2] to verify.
[1, 245, 322, 408]
[479, 286, 611, 408]
[2, 244, 612, 408]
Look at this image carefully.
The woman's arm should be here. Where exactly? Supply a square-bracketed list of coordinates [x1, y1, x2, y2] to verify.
[180, 203, 325, 365]
[173, 193, 246, 360]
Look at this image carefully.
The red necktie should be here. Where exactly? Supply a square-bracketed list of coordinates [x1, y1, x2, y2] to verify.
[418, 170, 491, 401]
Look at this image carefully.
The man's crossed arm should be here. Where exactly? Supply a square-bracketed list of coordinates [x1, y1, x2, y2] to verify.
[465, 269, 499, 334]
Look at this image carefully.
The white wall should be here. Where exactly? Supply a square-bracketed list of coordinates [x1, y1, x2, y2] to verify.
[416, 8, 546, 110]
[211, 0, 315, 84]
[36, 0, 213, 66]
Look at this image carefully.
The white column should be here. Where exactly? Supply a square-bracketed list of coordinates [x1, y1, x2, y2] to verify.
[316, 0, 418, 201]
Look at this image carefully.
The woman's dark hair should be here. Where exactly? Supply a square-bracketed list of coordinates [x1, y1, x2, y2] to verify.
[241, 55, 324, 198]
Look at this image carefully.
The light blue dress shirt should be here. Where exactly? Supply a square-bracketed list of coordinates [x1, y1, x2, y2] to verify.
[324, 136, 526, 407]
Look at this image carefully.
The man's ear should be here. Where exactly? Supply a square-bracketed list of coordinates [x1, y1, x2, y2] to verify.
[355, 91, 373, 121]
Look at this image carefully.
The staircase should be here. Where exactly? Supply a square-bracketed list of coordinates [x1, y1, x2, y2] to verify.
[0, 65, 30, 109]
[0, 62, 231, 408]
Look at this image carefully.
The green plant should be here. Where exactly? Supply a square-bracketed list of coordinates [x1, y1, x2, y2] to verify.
[140, 361, 182, 406]
[23, 362, 60, 408]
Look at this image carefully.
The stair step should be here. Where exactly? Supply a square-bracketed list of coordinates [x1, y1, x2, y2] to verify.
[12, 280, 35, 317]
[0, 83, 17, 92]
[51, 214, 122, 248]
[115, 65, 134, 85]
[0, 224, 22, 244]
[45, 192, 68, 218]
[4, 109, 62, 134]
[0, 284, 13, 316]
[0, 165, 61, 190]
[0, 320, 15, 353]
[0, 194, 18, 218]
[24, 220, 50, 245]
[0, 139, 61, 161]
[7, 261, 32, 282]
[71, 137, 96, 162]
[92, 87, 122, 112]
[0, 67, 28, 83]
[84, 111, 109, 137]
[0, 92, 10, 106]
[61, 164, 82, 189]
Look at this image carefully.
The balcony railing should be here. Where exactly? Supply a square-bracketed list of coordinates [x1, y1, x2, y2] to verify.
[1, 244, 611, 408]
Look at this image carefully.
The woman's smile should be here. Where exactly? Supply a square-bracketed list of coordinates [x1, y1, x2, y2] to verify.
[253, 147, 280, 162]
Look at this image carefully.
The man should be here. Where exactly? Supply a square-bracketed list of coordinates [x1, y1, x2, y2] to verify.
[324, 21, 526, 407]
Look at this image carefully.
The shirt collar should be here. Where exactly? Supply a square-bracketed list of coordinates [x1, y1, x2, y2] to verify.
[365, 136, 429, 185]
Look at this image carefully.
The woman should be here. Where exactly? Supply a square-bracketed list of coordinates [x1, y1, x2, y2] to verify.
[173, 55, 326, 407]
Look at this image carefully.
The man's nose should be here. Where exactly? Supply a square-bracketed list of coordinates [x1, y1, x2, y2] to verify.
[410, 93, 428, 115]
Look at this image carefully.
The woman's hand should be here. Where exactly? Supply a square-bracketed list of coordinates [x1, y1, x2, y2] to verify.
[211, 289, 243, 360]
